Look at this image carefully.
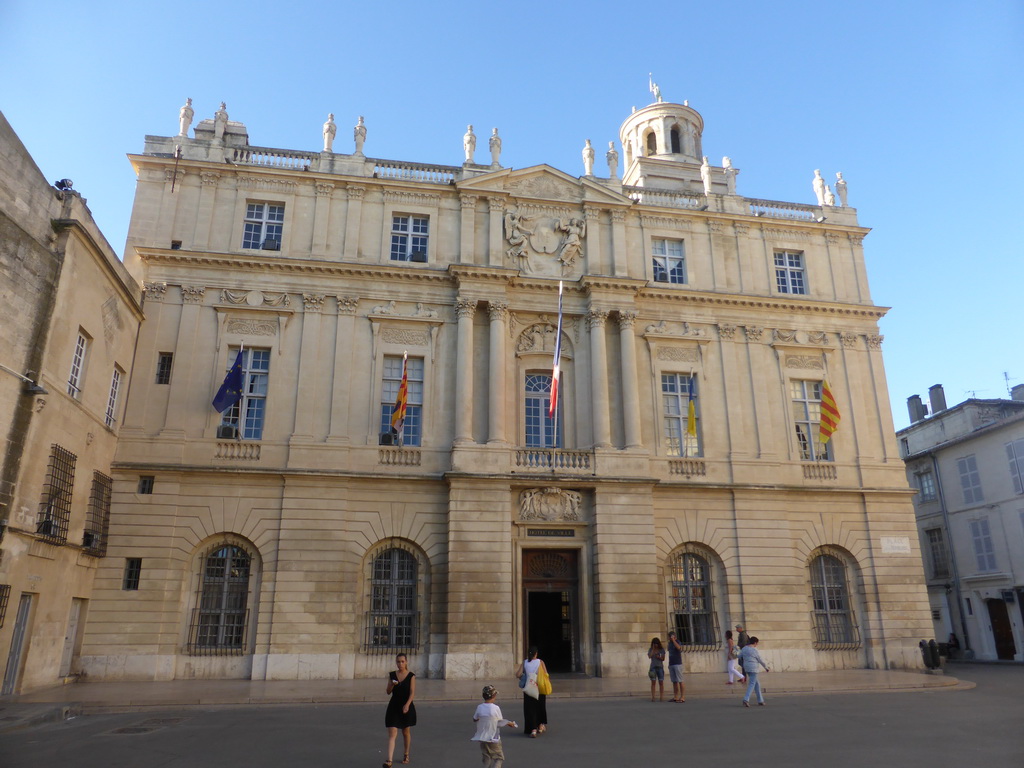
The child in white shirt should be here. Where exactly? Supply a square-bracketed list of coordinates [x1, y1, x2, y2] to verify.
[471, 685, 518, 768]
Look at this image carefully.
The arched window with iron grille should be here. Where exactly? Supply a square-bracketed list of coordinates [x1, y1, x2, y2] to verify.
[668, 550, 719, 650]
[809, 552, 861, 649]
[366, 546, 420, 653]
[187, 543, 253, 655]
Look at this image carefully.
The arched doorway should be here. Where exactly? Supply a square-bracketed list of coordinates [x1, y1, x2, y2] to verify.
[522, 549, 580, 673]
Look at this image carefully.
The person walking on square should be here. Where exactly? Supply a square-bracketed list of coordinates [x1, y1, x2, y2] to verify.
[739, 636, 770, 707]
[666, 631, 686, 702]
[735, 623, 750, 650]
[471, 685, 518, 768]
[725, 629, 745, 685]
[647, 637, 666, 701]
[515, 647, 549, 738]
[384, 653, 417, 766]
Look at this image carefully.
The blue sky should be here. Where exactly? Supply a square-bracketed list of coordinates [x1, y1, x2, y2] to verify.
[3, 1, 1022, 429]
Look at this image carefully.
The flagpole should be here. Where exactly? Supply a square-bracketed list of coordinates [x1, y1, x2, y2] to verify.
[549, 281, 564, 454]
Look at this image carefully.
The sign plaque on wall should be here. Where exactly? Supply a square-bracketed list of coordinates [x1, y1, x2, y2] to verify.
[880, 536, 911, 554]
[527, 528, 575, 538]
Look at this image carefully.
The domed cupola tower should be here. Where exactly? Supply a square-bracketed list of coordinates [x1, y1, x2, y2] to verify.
[619, 98, 712, 191]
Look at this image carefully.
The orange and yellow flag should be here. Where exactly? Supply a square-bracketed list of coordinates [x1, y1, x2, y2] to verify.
[819, 380, 841, 443]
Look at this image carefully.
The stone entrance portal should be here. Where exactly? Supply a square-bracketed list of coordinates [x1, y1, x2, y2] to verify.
[522, 549, 580, 673]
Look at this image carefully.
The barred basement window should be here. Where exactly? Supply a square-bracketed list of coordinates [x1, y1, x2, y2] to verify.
[123, 559, 142, 590]
[668, 551, 719, 649]
[83, 471, 112, 555]
[155, 352, 173, 385]
[138, 476, 155, 494]
[365, 547, 419, 652]
[187, 544, 252, 655]
[809, 553, 860, 649]
[37, 444, 76, 543]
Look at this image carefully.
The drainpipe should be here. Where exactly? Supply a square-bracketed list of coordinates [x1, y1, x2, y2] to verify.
[932, 453, 970, 651]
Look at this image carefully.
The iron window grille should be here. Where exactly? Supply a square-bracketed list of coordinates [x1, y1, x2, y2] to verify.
[809, 553, 861, 649]
[186, 544, 252, 655]
[155, 352, 173, 385]
[138, 476, 155, 494]
[0, 584, 10, 627]
[83, 471, 112, 555]
[668, 551, 720, 650]
[37, 444, 76, 543]
[364, 546, 420, 653]
[123, 558, 142, 591]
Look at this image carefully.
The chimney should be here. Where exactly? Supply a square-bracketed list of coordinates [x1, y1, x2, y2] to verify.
[907, 395, 927, 423]
[929, 384, 947, 414]
[1012, 383, 1024, 402]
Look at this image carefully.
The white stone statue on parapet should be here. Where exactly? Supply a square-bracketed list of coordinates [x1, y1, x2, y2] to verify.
[353, 116, 366, 155]
[322, 113, 336, 153]
[723, 156, 738, 195]
[606, 141, 619, 179]
[582, 139, 595, 176]
[835, 172, 848, 207]
[812, 169, 826, 205]
[213, 102, 228, 141]
[700, 156, 713, 195]
[649, 73, 663, 103]
[489, 128, 502, 167]
[463, 124, 476, 164]
[824, 185, 836, 207]
[178, 98, 194, 137]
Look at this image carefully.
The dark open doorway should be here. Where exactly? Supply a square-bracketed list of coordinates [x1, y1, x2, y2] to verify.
[522, 549, 580, 673]
[986, 598, 1017, 660]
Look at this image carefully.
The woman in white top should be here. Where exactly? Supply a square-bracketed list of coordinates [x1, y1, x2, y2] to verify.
[514, 646, 549, 738]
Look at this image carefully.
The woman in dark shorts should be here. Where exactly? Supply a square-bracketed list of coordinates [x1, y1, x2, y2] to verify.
[384, 653, 417, 766]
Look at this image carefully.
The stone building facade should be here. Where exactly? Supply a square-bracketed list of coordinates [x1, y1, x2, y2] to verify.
[75, 98, 930, 683]
[0, 113, 143, 694]
[899, 384, 1024, 661]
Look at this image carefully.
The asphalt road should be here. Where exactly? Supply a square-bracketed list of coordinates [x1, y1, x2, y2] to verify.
[1, 665, 1021, 768]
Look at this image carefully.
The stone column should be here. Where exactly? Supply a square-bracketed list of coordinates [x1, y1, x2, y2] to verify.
[460, 194, 477, 264]
[618, 310, 643, 448]
[611, 209, 628, 277]
[312, 182, 334, 257]
[583, 206, 602, 274]
[343, 185, 364, 261]
[454, 297, 477, 444]
[291, 294, 326, 441]
[487, 301, 509, 444]
[192, 172, 220, 250]
[488, 197, 505, 267]
[327, 297, 358, 441]
[588, 309, 612, 448]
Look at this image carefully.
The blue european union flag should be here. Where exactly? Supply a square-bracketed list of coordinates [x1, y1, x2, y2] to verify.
[212, 349, 245, 413]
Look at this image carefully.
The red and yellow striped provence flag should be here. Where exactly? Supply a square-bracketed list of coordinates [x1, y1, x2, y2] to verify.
[390, 352, 409, 441]
[819, 380, 841, 443]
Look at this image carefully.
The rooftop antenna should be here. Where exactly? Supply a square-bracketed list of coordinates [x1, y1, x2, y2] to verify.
[1005, 371, 1020, 396]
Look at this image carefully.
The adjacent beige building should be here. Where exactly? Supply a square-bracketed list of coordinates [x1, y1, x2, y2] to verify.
[899, 384, 1024, 661]
[72, 97, 930, 684]
[0, 113, 143, 694]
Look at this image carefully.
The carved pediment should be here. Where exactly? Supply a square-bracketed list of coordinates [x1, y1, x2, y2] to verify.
[457, 165, 629, 206]
[519, 487, 583, 522]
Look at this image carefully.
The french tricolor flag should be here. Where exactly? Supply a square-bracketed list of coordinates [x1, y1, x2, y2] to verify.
[549, 281, 563, 418]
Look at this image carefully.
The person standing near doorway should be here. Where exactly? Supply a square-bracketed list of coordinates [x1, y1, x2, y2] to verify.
[515, 646, 549, 738]
[647, 637, 666, 702]
[666, 631, 686, 702]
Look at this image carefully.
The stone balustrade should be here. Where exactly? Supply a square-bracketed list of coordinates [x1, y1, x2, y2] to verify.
[803, 462, 838, 480]
[514, 449, 593, 473]
[373, 159, 457, 184]
[232, 146, 319, 170]
[214, 441, 261, 460]
[624, 185, 705, 210]
[748, 198, 819, 221]
[379, 447, 422, 466]
[668, 458, 707, 478]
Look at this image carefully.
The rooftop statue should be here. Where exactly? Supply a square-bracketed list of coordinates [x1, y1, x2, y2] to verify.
[213, 102, 228, 141]
[812, 169, 826, 206]
[463, 124, 476, 164]
[723, 156, 738, 195]
[489, 128, 502, 167]
[824, 185, 836, 207]
[354, 116, 366, 155]
[322, 113, 336, 153]
[582, 139, 595, 176]
[835, 172, 848, 207]
[649, 73, 663, 103]
[178, 98, 193, 137]
[606, 141, 619, 179]
[700, 156, 713, 196]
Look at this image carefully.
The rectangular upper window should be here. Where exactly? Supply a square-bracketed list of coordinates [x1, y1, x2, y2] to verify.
[661, 373, 699, 457]
[791, 379, 832, 461]
[67, 331, 89, 398]
[970, 518, 997, 572]
[390, 215, 429, 262]
[524, 372, 562, 448]
[380, 355, 424, 446]
[652, 239, 686, 284]
[242, 202, 284, 250]
[916, 470, 937, 502]
[957, 455, 983, 504]
[155, 352, 174, 385]
[123, 558, 142, 590]
[105, 366, 123, 428]
[1006, 438, 1024, 494]
[925, 527, 949, 579]
[219, 347, 270, 440]
[774, 250, 806, 295]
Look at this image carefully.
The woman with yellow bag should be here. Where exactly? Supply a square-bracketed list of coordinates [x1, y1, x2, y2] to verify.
[514, 646, 550, 738]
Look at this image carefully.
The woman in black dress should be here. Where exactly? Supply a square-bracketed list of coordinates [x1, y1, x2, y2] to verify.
[384, 653, 416, 766]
